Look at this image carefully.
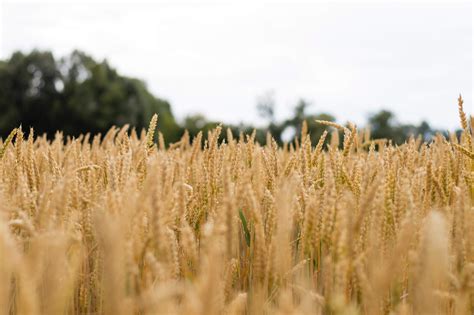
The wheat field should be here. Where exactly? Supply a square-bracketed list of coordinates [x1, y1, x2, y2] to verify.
[0, 97, 473, 315]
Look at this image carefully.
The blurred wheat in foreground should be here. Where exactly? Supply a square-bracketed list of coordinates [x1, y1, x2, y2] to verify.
[0, 97, 473, 315]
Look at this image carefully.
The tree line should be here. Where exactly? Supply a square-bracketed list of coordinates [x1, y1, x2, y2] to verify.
[0, 50, 441, 145]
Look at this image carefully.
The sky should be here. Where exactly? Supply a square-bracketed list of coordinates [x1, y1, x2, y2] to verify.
[0, 0, 472, 130]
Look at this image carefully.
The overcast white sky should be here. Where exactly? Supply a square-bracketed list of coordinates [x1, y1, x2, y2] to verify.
[0, 0, 472, 129]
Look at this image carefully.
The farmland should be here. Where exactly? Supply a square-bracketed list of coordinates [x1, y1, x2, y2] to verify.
[0, 98, 473, 315]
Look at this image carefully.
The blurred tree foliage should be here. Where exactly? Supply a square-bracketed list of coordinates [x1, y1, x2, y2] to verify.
[0, 50, 438, 146]
[250, 95, 437, 146]
[0, 50, 181, 142]
[368, 110, 436, 145]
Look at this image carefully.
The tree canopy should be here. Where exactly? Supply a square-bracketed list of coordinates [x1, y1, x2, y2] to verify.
[0, 50, 180, 142]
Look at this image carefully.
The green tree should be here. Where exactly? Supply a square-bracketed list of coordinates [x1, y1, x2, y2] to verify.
[282, 99, 335, 146]
[0, 50, 180, 141]
[369, 110, 435, 145]
[0, 51, 61, 136]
